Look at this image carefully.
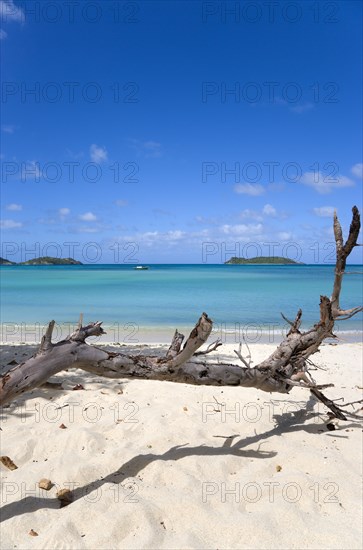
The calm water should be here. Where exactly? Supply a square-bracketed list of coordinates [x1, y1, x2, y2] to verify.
[0, 264, 362, 343]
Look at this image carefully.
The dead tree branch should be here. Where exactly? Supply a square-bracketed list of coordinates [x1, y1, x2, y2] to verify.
[1, 207, 362, 421]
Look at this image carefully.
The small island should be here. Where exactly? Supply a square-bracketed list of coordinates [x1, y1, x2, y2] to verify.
[0, 256, 82, 266]
[225, 256, 303, 265]
[0, 257, 16, 265]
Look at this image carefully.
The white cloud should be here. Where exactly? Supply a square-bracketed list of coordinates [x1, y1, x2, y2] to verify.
[59, 207, 70, 216]
[277, 231, 292, 241]
[240, 204, 279, 221]
[313, 206, 336, 218]
[6, 203, 22, 211]
[143, 141, 162, 158]
[262, 204, 276, 216]
[129, 139, 163, 158]
[351, 163, 363, 179]
[79, 212, 97, 222]
[194, 215, 218, 225]
[144, 230, 185, 242]
[220, 223, 263, 236]
[90, 144, 108, 164]
[0, 0, 25, 22]
[115, 199, 128, 207]
[58, 207, 70, 221]
[166, 230, 184, 240]
[290, 102, 314, 114]
[1, 124, 15, 133]
[240, 209, 263, 222]
[116, 229, 188, 248]
[74, 226, 99, 234]
[0, 28, 7, 40]
[0, 219, 22, 229]
[300, 171, 354, 194]
[234, 183, 265, 196]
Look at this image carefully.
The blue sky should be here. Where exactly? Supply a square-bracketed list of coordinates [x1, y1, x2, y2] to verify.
[1, 0, 362, 263]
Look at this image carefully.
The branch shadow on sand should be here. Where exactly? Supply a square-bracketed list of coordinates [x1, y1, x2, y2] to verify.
[1, 395, 357, 523]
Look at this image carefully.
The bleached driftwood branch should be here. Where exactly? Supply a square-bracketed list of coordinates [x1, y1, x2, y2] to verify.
[1, 207, 362, 421]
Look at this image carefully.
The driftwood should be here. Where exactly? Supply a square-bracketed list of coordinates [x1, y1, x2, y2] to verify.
[1, 207, 362, 421]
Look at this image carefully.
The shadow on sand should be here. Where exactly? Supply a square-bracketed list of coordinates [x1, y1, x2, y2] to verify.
[1, 395, 357, 522]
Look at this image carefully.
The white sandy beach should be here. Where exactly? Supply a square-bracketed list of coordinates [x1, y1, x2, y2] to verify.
[0, 342, 362, 550]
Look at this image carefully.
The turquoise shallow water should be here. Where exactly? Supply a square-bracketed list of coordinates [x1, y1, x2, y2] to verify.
[0, 264, 362, 343]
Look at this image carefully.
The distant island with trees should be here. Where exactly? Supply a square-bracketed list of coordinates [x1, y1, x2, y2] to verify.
[0, 257, 83, 266]
[0, 256, 302, 266]
[225, 256, 303, 265]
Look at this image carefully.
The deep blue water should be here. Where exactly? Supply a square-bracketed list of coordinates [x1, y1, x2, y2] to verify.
[0, 264, 362, 342]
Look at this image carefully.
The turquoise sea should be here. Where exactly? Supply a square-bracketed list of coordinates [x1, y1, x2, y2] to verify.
[0, 264, 362, 344]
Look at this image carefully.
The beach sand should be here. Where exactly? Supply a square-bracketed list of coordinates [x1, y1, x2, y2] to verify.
[0, 342, 362, 549]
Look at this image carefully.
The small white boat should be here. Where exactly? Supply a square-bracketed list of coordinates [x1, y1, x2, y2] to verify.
[134, 265, 149, 270]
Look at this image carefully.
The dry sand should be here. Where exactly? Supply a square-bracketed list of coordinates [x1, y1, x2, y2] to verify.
[0, 342, 362, 550]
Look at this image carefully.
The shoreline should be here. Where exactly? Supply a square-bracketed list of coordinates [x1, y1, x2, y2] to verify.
[1, 324, 362, 346]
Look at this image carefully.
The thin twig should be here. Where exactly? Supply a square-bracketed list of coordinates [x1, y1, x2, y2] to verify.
[194, 338, 222, 356]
